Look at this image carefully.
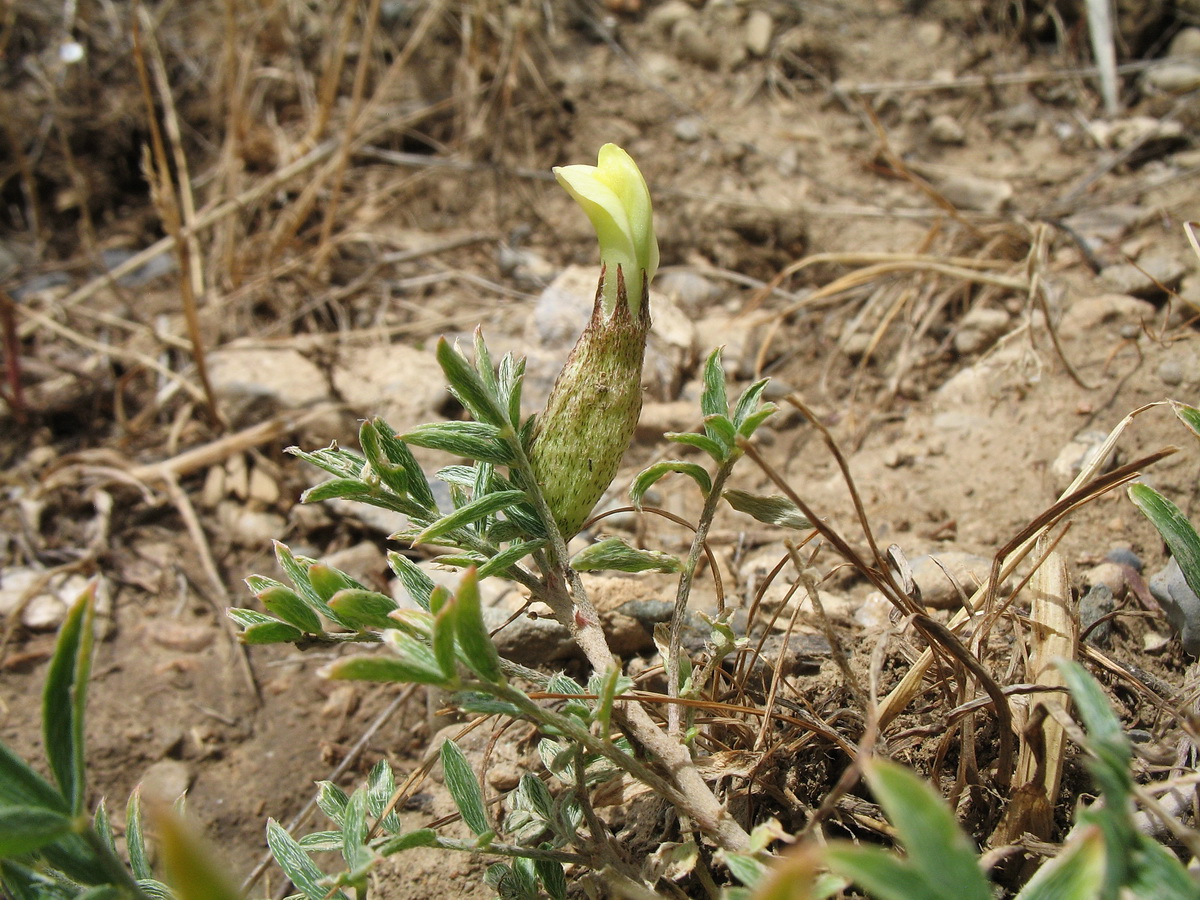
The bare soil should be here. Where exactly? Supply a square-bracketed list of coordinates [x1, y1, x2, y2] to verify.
[2, 1, 1199, 896]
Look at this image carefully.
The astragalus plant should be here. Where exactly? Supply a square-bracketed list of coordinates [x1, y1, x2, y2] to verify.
[229, 144, 782, 897]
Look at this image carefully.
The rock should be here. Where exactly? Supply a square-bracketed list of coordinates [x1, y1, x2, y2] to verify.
[529, 265, 596, 351]
[654, 269, 726, 314]
[147, 620, 216, 653]
[1100, 255, 1188, 298]
[139, 759, 193, 806]
[1050, 430, 1116, 495]
[1059, 293, 1155, 334]
[692, 313, 761, 379]
[744, 9, 773, 57]
[1079, 583, 1116, 647]
[647, 0, 694, 35]
[247, 466, 280, 506]
[207, 345, 328, 425]
[1142, 62, 1200, 94]
[672, 18, 720, 69]
[1168, 27, 1200, 58]
[928, 113, 966, 145]
[903, 162, 1012, 213]
[218, 502, 287, 550]
[1158, 358, 1185, 386]
[1089, 116, 1184, 151]
[953, 307, 1010, 355]
[673, 116, 704, 143]
[1149, 558, 1200, 655]
[987, 101, 1040, 132]
[580, 573, 662, 655]
[1105, 546, 1142, 573]
[323, 541, 389, 591]
[909, 551, 996, 610]
[1083, 561, 1127, 598]
[0, 569, 101, 631]
[1059, 205, 1145, 250]
[484, 607, 576, 665]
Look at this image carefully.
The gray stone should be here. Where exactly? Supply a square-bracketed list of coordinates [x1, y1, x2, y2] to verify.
[139, 759, 193, 806]
[909, 551, 996, 610]
[484, 607, 576, 665]
[673, 116, 704, 143]
[744, 9, 773, 57]
[1100, 255, 1188, 298]
[672, 19, 720, 69]
[1149, 558, 1200, 656]
[1142, 62, 1200, 94]
[928, 113, 966, 146]
[217, 502, 286, 550]
[1158, 358, 1185, 386]
[1059, 293, 1156, 334]
[1060, 205, 1145, 250]
[953, 307, 1010, 355]
[1050, 430, 1116, 494]
[1079, 583, 1116, 647]
[1168, 27, 1200, 58]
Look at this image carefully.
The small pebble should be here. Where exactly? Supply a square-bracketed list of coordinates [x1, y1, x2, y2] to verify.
[1079, 583, 1115, 647]
[1158, 359, 1185, 386]
[147, 620, 216, 653]
[673, 116, 704, 143]
[139, 759, 193, 806]
[928, 113, 966, 145]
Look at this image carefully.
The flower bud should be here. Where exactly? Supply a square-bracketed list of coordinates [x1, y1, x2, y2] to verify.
[532, 145, 658, 539]
[553, 143, 658, 317]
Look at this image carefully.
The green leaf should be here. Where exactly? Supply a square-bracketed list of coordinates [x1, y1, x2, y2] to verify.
[1128, 483, 1200, 605]
[477, 539, 544, 579]
[432, 598, 458, 680]
[630, 460, 712, 507]
[571, 537, 683, 573]
[824, 844, 940, 900]
[731, 378, 770, 427]
[1055, 660, 1133, 807]
[227, 609, 304, 645]
[387, 552, 436, 611]
[1171, 400, 1200, 442]
[1016, 825, 1105, 900]
[287, 443, 365, 480]
[359, 419, 412, 497]
[861, 759, 991, 900]
[703, 413, 738, 451]
[296, 831, 343, 852]
[308, 564, 365, 604]
[666, 430, 727, 462]
[515, 774, 555, 823]
[274, 543, 348, 628]
[499, 352, 526, 429]
[0, 743, 67, 815]
[453, 568, 504, 683]
[413, 490, 526, 545]
[266, 819, 349, 900]
[315, 782, 350, 828]
[341, 790, 372, 872]
[721, 852, 768, 888]
[723, 489, 812, 530]
[534, 858, 567, 900]
[378, 829, 439, 854]
[436, 336, 508, 427]
[126, 787, 152, 881]
[737, 405, 777, 439]
[93, 797, 115, 854]
[327, 589, 399, 631]
[300, 478, 380, 504]
[700, 347, 728, 419]
[0, 806, 72, 856]
[366, 760, 401, 834]
[322, 648, 449, 687]
[371, 419, 439, 510]
[440, 741, 489, 836]
[43, 586, 96, 815]
[257, 585, 323, 634]
[403, 420, 515, 465]
[153, 806, 245, 900]
[1124, 834, 1199, 899]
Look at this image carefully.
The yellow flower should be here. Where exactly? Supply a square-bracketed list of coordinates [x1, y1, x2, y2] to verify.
[554, 143, 659, 316]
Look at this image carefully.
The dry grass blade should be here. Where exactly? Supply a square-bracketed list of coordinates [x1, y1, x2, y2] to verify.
[878, 445, 1177, 729]
[992, 536, 1076, 844]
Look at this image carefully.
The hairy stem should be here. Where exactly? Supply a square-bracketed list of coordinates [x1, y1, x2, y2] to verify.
[666, 462, 734, 733]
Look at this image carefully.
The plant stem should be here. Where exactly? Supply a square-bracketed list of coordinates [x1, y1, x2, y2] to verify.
[666, 461, 734, 734]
